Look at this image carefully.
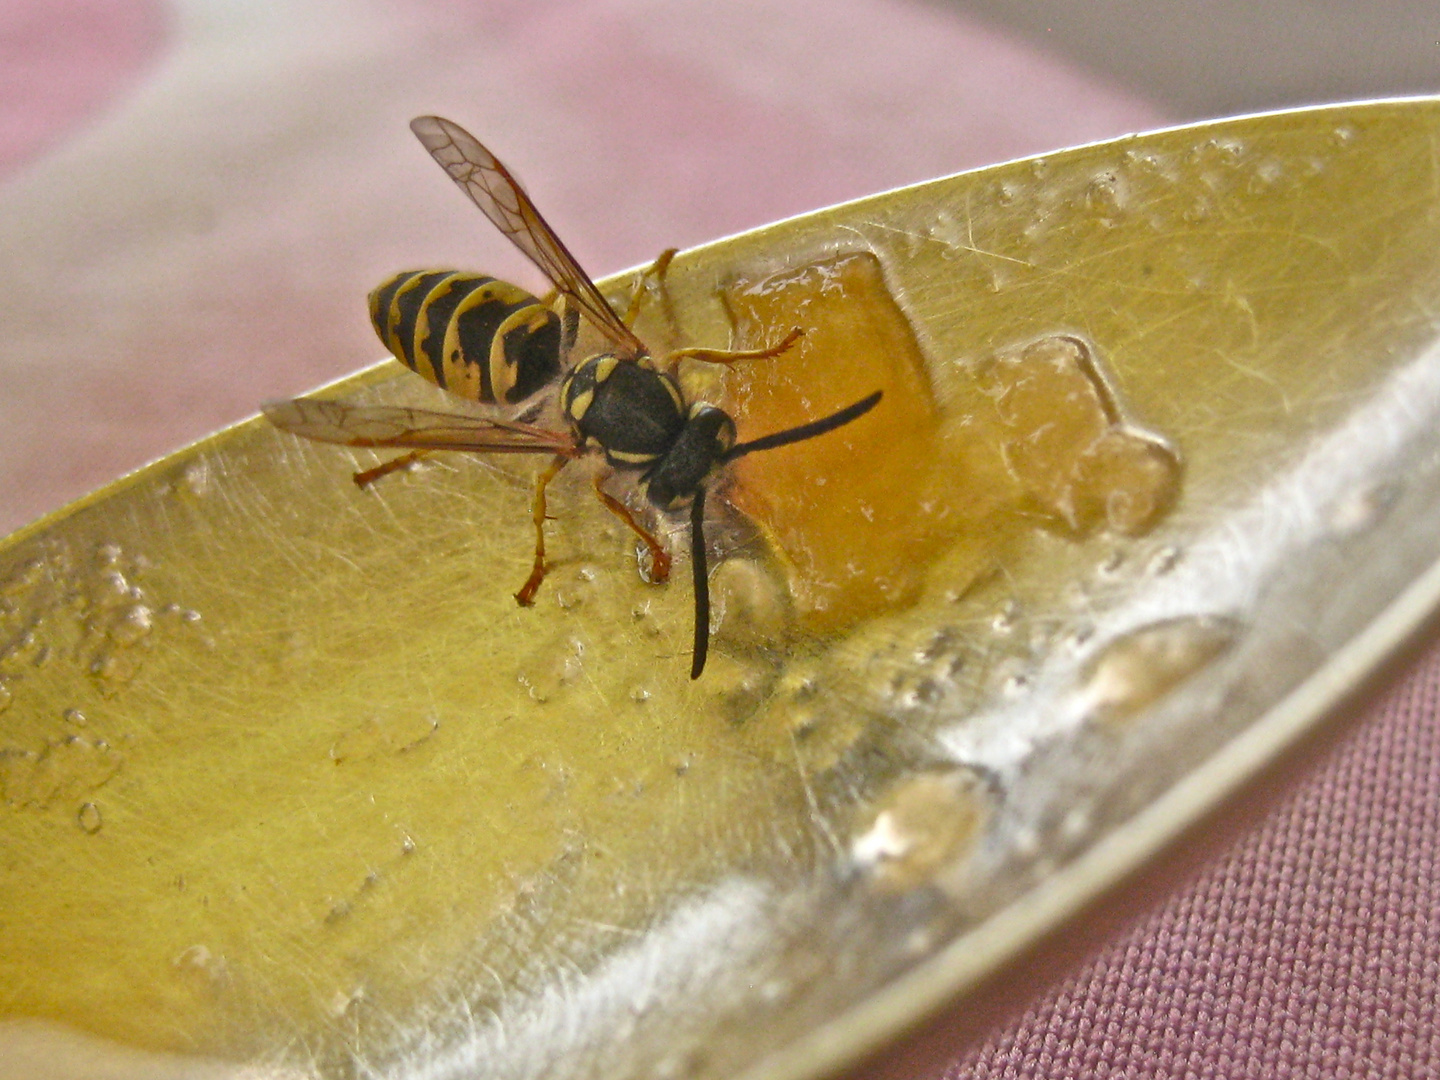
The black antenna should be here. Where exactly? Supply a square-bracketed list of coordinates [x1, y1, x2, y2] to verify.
[689, 390, 883, 678]
[690, 487, 711, 679]
[723, 390, 882, 462]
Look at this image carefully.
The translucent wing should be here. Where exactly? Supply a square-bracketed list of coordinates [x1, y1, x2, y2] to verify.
[262, 399, 579, 456]
[409, 115, 648, 360]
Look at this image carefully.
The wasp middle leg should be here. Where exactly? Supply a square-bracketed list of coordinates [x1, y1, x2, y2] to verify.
[516, 454, 571, 605]
[620, 247, 678, 328]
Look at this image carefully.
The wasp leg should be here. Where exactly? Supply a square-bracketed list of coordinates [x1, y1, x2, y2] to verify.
[660, 327, 804, 372]
[592, 475, 672, 584]
[516, 454, 571, 605]
[620, 248, 678, 328]
[539, 292, 580, 356]
[353, 450, 431, 488]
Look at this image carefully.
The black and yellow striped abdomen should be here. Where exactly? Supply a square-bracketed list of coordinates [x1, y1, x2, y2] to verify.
[368, 270, 569, 404]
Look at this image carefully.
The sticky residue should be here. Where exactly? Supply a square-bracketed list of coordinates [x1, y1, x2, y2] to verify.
[720, 252, 952, 633]
[979, 335, 1181, 537]
[720, 253, 1181, 638]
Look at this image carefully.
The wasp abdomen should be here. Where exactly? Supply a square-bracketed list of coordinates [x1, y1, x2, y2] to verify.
[369, 270, 565, 404]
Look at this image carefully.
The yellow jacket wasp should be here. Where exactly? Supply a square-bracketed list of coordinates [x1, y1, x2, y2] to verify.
[264, 116, 882, 678]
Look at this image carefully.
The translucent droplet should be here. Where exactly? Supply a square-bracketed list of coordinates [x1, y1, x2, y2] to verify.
[109, 603, 154, 646]
[991, 599, 1020, 635]
[1085, 170, 1126, 219]
[161, 602, 203, 625]
[1248, 159, 1286, 192]
[328, 985, 366, 1018]
[1058, 623, 1095, 654]
[90, 646, 143, 687]
[1329, 482, 1398, 537]
[1079, 615, 1239, 724]
[1147, 545, 1181, 576]
[173, 944, 213, 970]
[553, 588, 585, 611]
[77, 801, 103, 834]
[182, 460, 211, 498]
[173, 944, 230, 987]
[851, 768, 989, 892]
[91, 569, 135, 607]
[517, 637, 586, 703]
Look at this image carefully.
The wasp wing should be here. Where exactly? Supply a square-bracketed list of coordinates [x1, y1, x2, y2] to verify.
[409, 115, 648, 361]
[262, 398, 579, 456]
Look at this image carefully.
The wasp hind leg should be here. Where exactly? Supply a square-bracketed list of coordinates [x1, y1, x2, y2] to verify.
[516, 454, 571, 606]
[353, 450, 431, 488]
[592, 475, 672, 583]
[660, 327, 805, 373]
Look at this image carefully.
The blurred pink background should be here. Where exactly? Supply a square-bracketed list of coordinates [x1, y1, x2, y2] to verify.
[0, 1, 1435, 1077]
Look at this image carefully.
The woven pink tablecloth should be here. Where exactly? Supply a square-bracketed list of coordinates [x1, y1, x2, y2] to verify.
[1, 1, 1435, 1077]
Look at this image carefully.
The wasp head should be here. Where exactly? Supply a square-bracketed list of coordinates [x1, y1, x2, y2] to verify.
[644, 404, 737, 511]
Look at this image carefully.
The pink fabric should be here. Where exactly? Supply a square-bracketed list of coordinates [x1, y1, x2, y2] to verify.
[2, 1, 1435, 1077]
[0, 0, 166, 176]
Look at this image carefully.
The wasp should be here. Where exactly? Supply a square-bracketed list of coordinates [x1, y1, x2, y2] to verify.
[264, 116, 881, 678]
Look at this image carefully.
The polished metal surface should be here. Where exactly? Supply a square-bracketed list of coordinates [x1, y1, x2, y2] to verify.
[4, 98, 1440, 1079]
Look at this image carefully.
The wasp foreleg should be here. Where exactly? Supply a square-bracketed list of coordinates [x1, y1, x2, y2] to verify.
[620, 248, 678, 328]
[592, 475, 672, 584]
[661, 327, 804, 372]
[516, 454, 571, 605]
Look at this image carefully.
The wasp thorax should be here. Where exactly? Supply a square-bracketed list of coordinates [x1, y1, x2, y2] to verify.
[561, 354, 689, 470]
[644, 404, 737, 511]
